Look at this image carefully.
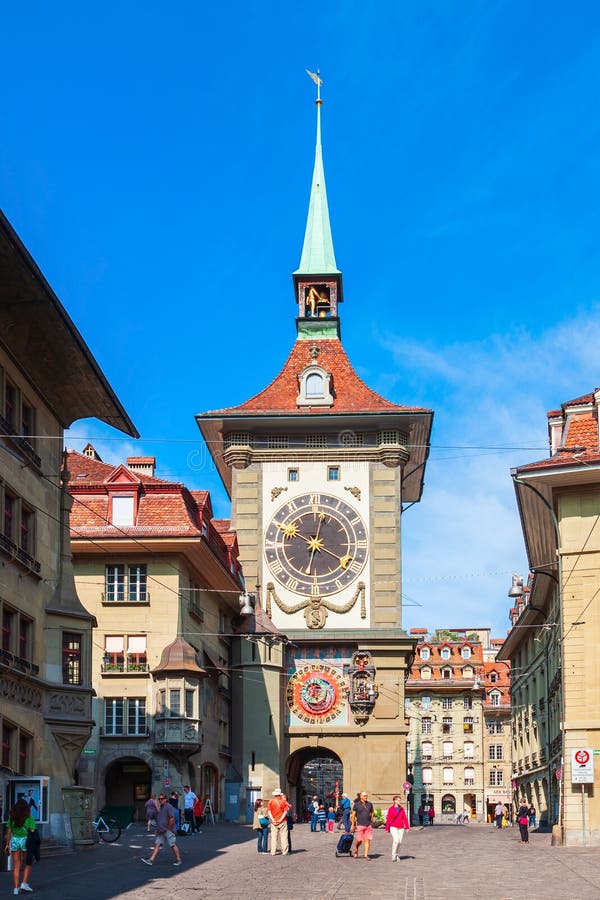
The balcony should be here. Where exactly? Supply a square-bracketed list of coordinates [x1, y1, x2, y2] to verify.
[0, 533, 41, 575]
[154, 716, 202, 755]
[464, 779, 474, 786]
[0, 413, 41, 468]
[0, 647, 40, 676]
[101, 660, 150, 676]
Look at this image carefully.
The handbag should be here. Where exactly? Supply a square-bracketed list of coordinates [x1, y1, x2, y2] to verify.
[518, 816, 529, 826]
[259, 816, 270, 827]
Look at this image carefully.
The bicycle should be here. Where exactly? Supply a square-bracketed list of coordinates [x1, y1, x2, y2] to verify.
[91, 814, 122, 842]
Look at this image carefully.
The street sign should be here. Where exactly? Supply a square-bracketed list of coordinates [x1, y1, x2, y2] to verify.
[571, 748, 594, 783]
[402, 781, 412, 792]
[164, 778, 170, 786]
[555, 769, 562, 780]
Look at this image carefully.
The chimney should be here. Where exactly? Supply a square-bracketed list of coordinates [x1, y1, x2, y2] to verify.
[126, 456, 156, 478]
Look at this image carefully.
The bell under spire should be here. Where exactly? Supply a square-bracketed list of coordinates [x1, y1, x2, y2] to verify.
[293, 72, 343, 339]
[294, 71, 340, 276]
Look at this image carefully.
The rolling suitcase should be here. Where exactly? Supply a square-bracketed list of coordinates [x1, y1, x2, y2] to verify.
[335, 832, 354, 857]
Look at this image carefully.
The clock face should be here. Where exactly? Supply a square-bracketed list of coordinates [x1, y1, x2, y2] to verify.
[265, 492, 367, 595]
[287, 664, 346, 723]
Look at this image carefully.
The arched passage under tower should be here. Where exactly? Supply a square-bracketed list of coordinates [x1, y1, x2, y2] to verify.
[286, 746, 343, 820]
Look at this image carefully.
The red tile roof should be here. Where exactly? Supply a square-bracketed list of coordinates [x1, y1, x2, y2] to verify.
[517, 388, 600, 473]
[66, 451, 239, 574]
[204, 339, 431, 416]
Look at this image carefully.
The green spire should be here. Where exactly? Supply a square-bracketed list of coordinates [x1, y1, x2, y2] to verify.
[294, 74, 340, 276]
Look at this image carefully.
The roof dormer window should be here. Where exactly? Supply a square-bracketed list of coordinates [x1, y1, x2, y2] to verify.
[111, 495, 134, 527]
[297, 364, 334, 408]
[440, 647, 451, 660]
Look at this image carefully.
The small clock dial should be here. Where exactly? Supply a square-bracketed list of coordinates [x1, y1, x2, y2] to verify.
[265, 492, 367, 595]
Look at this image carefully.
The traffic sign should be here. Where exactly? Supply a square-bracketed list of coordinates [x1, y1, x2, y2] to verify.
[571, 748, 594, 784]
[402, 781, 411, 792]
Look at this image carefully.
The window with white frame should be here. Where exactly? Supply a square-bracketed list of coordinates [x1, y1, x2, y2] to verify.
[489, 769, 504, 786]
[405, 698, 411, 712]
[463, 741, 474, 759]
[421, 716, 432, 734]
[464, 695, 473, 710]
[462, 666, 474, 679]
[421, 667, 432, 680]
[461, 646, 471, 659]
[442, 716, 453, 734]
[422, 767, 433, 784]
[422, 696, 431, 710]
[464, 766, 475, 785]
[420, 647, 430, 660]
[443, 766, 454, 784]
[442, 667, 453, 679]
[443, 741, 453, 760]
[421, 740, 432, 760]
[489, 744, 503, 760]
[442, 697, 452, 710]
[104, 698, 146, 735]
[463, 716, 474, 733]
[104, 564, 148, 602]
[440, 647, 451, 660]
[487, 721, 504, 735]
[489, 690, 501, 706]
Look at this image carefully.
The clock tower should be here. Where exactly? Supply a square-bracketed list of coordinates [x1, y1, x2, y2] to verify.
[196, 80, 433, 817]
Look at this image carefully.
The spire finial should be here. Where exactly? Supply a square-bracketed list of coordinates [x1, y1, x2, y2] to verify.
[306, 69, 323, 105]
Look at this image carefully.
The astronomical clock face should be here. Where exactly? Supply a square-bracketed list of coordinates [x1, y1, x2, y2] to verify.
[264, 493, 367, 595]
[286, 663, 346, 724]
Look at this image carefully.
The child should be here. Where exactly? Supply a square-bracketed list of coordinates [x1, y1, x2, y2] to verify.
[327, 806, 335, 832]
[317, 804, 327, 832]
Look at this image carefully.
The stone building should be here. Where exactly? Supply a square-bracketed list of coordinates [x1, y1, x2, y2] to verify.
[0, 210, 136, 837]
[405, 629, 486, 822]
[499, 387, 600, 844]
[482, 658, 512, 822]
[196, 83, 433, 819]
[66, 446, 243, 820]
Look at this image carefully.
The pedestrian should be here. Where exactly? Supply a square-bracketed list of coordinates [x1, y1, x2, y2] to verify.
[170, 791, 181, 829]
[327, 806, 336, 832]
[141, 793, 182, 866]
[182, 785, 198, 832]
[494, 801, 503, 829]
[267, 789, 290, 856]
[528, 803, 537, 828]
[517, 798, 530, 845]
[385, 795, 410, 861]
[4, 797, 37, 894]
[317, 804, 327, 831]
[193, 794, 204, 832]
[428, 805, 435, 825]
[310, 795, 319, 832]
[351, 790, 374, 859]
[462, 802, 471, 824]
[340, 792, 352, 832]
[417, 805, 424, 826]
[252, 797, 270, 854]
[284, 795, 294, 852]
[145, 794, 159, 832]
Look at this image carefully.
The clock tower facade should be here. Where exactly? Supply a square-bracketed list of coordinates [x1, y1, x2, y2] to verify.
[197, 85, 433, 816]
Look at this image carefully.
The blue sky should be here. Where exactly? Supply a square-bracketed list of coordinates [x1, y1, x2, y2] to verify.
[3, 1, 600, 636]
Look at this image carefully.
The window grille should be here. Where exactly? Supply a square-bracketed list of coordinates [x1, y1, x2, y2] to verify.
[305, 435, 328, 449]
[267, 435, 289, 449]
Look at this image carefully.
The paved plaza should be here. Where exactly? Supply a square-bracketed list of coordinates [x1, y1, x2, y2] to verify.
[3, 820, 600, 900]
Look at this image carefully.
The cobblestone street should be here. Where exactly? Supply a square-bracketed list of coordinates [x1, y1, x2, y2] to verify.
[5, 821, 600, 900]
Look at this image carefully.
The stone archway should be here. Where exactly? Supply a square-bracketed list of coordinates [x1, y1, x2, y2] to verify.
[287, 746, 343, 821]
[104, 756, 152, 822]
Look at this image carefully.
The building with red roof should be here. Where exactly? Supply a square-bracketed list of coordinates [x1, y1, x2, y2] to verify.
[498, 387, 600, 844]
[67, 446, 243, 818]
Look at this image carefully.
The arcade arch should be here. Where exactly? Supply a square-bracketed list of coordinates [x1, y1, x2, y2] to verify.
[287, 746, 343, 819]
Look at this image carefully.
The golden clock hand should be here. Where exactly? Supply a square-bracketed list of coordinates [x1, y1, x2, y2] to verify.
[305, 513, 326, 573]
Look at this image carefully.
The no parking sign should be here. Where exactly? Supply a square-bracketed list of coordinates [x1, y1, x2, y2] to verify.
[571, 748, 594, 783]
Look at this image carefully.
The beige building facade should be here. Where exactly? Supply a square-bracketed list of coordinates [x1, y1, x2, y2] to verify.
[0, 210, 136, 838]
[67, 448, 243, 821]
[500, 388, 600, 844]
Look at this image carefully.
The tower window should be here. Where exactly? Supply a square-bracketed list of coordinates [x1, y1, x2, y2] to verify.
[327, 466, 340, 481]
[305, 373, 325, 399]
[288, 468, 299, 482]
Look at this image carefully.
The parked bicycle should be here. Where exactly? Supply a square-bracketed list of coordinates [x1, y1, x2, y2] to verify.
[91, 814, 121, 842]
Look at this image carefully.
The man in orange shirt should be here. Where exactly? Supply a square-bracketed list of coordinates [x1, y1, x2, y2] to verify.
[267, 789, 290, 856]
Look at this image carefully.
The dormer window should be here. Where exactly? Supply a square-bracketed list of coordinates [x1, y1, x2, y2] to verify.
[111, 495, 134, 527]
[421, 666, 432, 680]
[297, 364, 334, 408]
[461, 646, 471, 659]
[420, 647, 430, 660]
[440, 647, 451, 660]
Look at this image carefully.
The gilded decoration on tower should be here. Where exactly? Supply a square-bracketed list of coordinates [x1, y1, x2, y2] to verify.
[265, 580, 366, 629]
[347, 651, 379, 725]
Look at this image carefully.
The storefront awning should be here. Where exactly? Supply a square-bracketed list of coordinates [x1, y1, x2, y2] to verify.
[486, 794, 510, 803]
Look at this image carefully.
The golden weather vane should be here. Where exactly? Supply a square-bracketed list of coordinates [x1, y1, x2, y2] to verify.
[306, 68, 322, 102]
